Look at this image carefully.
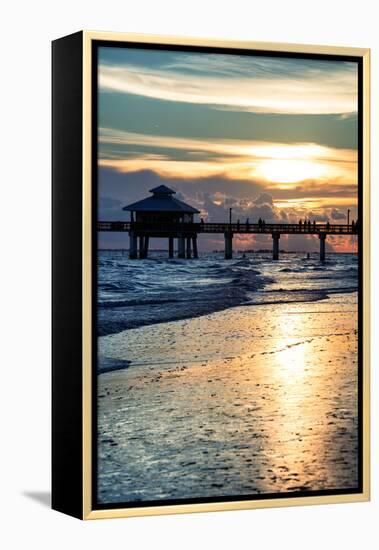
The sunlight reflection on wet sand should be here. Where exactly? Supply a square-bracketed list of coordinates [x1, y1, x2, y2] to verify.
[98, 293, 358, 503]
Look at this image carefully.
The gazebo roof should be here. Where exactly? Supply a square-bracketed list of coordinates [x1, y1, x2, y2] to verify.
[149, 185, 176, 195]
[123, 186, 200, 214]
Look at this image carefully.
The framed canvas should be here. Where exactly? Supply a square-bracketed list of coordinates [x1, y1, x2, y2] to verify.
[52, 31, 370, 520]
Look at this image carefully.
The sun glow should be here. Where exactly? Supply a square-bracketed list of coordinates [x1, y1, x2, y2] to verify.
[251, 143, 335, 185]
[256, 159, 328, 184]
[99, 128, 358, 188]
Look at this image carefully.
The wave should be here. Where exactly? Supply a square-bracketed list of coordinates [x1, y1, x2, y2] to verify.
[99, 298, 182, 308]
[97, 252, 358, 337]
[279, 266, 357, 275]
[98, 356, 131, 374]
[265, 286, 357, 295]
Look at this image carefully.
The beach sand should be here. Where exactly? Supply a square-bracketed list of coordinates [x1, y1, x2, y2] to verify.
[97, 292, 358, 504]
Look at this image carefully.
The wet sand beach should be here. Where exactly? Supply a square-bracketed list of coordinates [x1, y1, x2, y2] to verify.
[97, 292, 358, 504]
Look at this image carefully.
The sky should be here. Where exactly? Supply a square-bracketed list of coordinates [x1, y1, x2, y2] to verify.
[97, 46, 359, 252]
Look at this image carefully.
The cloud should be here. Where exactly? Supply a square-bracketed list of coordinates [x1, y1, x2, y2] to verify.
[330, 208, 347, 220]
[98, 167, 357, 214]
[99, 127, 358, 188]
[99, 55, 358, 115]
[307, 211, 330, 222]
[253, 192, 274, 206]
[189, 190, 281, 224]
[98, 196, 123, 219]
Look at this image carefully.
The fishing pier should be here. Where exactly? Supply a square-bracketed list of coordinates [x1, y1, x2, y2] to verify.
[98, 186, 358, 261]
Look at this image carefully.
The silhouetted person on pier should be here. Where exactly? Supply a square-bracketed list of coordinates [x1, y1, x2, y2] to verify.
[262, 219, 266, 229]
[308, 220, 311, 231]
[258, 217, 262, 231]
[313, 220, 316, 230]
[351, 220, 355, 232]
[200, 217, 204, 225]
[246, 218, 250, 230]
[326, 221, 330, 231]
[237, 219, 240, 230]
[299, 219, 302, 231]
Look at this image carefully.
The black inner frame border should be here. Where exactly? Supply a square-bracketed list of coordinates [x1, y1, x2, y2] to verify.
[91, 39, 364, 511]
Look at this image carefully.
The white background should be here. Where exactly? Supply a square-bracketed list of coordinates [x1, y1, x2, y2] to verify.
[1, 1, 377, 548]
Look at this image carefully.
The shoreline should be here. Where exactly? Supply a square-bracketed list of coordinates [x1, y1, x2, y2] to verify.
[98, 289, 358, 372]
[98, 292, 358, 503]
[98, 287, 358, 340]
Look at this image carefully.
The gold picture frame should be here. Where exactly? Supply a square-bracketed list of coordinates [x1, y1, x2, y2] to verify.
[52, 31, 370, 520]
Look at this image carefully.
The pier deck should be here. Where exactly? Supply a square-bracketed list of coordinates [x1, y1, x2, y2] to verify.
[98, 221, 356, 236]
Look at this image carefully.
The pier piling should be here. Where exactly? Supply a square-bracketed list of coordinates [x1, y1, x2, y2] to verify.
[192, 236, 198, 259]
[178, 236, 185, 259]
[186, 237, 192, 259]
[224, 232, 233, 260]
[138, 236, 145, 259]
[272, 232, 280, 260]
[169, 237, 174, 258]
[143, 236, 149, 258]
[319, 233, 326, 262]
[129, 232, 137, 259]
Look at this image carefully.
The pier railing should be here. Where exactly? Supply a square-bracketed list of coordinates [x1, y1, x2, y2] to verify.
[98, 221, 358, 235]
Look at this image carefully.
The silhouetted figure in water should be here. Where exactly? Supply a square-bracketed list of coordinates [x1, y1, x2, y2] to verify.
[242, 253, 246, 258]
[306, 252, 310, 259]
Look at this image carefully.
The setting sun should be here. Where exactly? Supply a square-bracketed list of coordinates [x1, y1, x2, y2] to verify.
[256, 158, 327, 184]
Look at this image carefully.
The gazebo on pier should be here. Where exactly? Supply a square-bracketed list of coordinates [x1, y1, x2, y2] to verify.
[123, 185, 200, 259]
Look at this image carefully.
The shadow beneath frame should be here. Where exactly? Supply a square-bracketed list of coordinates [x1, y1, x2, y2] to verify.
[22, 491, 51, 508]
